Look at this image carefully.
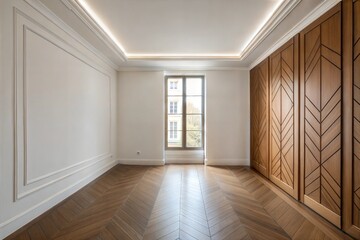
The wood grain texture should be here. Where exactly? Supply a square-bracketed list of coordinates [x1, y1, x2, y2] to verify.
[343, 0, 360, 238]
[269, 36, 299, 199]
[5, 165, 352, 240]
[250, 58, 270, 178]
[299, 3, 342, 227]
[353, 0, 360, 231]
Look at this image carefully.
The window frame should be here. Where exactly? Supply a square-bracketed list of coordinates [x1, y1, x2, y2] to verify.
[165, 75, 205, 150]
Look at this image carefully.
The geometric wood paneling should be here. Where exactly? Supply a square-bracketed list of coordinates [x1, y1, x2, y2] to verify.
[300, 3, 342, 227]
[343, 0, 360, 238]
[269, 36, 299, 199]
[250, 58, 269, 178]
[353, 0, 360, 230]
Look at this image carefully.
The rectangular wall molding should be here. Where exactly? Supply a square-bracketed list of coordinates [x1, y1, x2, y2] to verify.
[14, 9, 112, 200]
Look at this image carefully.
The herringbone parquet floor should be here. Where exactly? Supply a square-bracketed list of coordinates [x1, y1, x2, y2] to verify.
[6, 165, 352, 240]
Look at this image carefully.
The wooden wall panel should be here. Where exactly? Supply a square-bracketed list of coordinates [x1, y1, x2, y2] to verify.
[353, 0, 360, 230]
[269, 37, 299, 198]
[250, 59, 269, 178]
[343, 0, 360, 238]
[300, 4, 342, 227]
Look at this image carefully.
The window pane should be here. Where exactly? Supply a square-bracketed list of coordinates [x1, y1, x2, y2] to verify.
[167, 78, 183, 95]
[186, 131, 202, 148]
[168, 115, 182, 130]
[168, 131, 182, 147]
[186, 115, 202, 130]
[186, 78, 202, 95]
[186, 97, 202, 113]
[168, 97, 182, 114]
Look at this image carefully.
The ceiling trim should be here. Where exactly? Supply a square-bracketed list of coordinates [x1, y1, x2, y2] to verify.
[60, 0, 300, 61]
[61, 0, 127, 61]
[249, 0, 341, 69]
[117, 66, 250, 72]
[22, 0, 120, 70]
[239, 0, 301, 60]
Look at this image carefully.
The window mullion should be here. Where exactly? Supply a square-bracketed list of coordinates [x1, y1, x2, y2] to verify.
[182, 77, 186, 149]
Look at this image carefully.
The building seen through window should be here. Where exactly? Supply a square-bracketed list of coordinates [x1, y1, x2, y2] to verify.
[166, 76, 204, 149]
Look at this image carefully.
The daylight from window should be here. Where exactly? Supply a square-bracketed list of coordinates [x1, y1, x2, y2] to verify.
[166, 76, 204, 149]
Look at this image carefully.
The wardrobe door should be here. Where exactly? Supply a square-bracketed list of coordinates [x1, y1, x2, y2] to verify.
[269, 36, 299, 198]
[300, 4, 342, 227]
[250, 59, 269, 178]
[343, 0, 360, 238]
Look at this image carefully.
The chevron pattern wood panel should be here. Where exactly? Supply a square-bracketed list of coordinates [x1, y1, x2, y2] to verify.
[269, 37, 299, 198]
[6, 165, 351, 240]
[353, 0, 360, 229]
[300, 5, 342, 226]
[250, 59, 269, 178]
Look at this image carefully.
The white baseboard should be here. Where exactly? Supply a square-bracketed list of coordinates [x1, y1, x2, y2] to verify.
[205, 158, 250, 166]
[165, 158, 204, 164]
[118, 159, 165, 166]
[0, 160, 117, 239]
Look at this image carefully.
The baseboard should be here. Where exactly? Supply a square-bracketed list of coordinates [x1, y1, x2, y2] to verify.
[205, 158, 250, 166]
[118, 159, 165, 166]
[165, 158, 204, 164]
[0, 160, 117, 239]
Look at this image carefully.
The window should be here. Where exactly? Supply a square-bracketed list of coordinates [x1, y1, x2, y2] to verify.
[166, 76, 204, 149]
[169, 101, 178, 114]
[170, 81, 178, 90]
[169, 121, 178, 139]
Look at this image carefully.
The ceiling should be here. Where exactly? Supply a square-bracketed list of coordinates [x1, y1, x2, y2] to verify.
[38, 0, 334, 70]
[79, 0, 284, 56]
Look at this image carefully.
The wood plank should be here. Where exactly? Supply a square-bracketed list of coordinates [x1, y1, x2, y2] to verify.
[5, 165, 351, 240]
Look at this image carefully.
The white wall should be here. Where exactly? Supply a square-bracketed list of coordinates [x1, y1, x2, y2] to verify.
[205, 70, 250, 165]
[117, 71, 165, 165]
[117, 70, 250, 166]
[0, 0, 118, 238]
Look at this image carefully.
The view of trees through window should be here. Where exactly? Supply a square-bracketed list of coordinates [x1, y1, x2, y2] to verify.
[166, 76, 204, 149]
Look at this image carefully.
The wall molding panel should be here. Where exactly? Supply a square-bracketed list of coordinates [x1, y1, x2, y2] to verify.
[0, 0, 117, 238]
[14, 10, 113, 200]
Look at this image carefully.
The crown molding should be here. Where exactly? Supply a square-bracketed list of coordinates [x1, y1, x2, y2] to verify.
[117, 66, 250, 72]
[23, 0, 120, 70]
[61, 0, 127, 61]
[59, 0, 299, 61]
[249, 0, 341, 69]
[239, 0, 301, 60]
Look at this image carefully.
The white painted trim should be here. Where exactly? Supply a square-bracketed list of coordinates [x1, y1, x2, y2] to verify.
[118, 66, 250, 72]
[60, 0, 127, 61]
[249, 0, 341, 69]
[165, 159, 204, 164]
[0, 161, 117, 239]
[240, 0, 301, 60]
[118, 159, 165, 166]
[58, 0, 299, 61]
[205, 158, 249, 166]
[13, 12, 113, 199]
[22, 0, 119, 70]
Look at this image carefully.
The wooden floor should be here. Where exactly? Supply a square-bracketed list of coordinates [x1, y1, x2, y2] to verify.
[6, 165, 353, 240]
